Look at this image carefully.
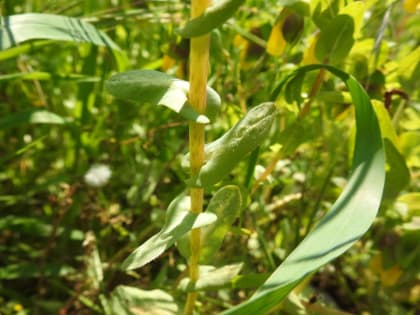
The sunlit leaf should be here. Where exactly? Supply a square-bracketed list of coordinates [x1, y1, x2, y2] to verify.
[122, 194, 217, 270]
[187, 103, 278, 188]
[398, 193, 420, 215]
[106, 70, 221, 124]
[0, 13, 120, 51]
[177, 185, 242, 263]
[109, 286, 178, 315]
[178, 263, 243, 292]
[339, 1, 366, 39]
[315, 14, 354, 63]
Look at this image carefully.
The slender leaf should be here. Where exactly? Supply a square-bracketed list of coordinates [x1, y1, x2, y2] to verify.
[222, 64, 385, 314]
[0, 13, 120, 51]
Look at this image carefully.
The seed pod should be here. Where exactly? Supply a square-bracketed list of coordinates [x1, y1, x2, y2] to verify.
[105, 70, 221, 123]
[178, 0, 245, 38]
[188, 102, 278, 187]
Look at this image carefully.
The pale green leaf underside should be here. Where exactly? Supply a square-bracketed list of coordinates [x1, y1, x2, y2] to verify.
[109, 286, 178, 315]
[0, 13, 120, 51]
[178, 263, 243, 292]
[222, 64, 385, 314]
[122, 194, 217, 270]
[106, 70, 221, 124]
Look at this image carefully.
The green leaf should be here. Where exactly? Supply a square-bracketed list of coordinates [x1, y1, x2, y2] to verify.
[178, 0, 245, 38]
[176, 185, 242, 263]
[188, 102, 278, 187]
[179, 263, 243, 292]
[109, 286, 178, 315]
[315, 14, 354, 63]
[0, 109, 66, 130]
[0, 13, 120, 51]
[222, 64, 385, 314]
[122, 194, 217, 270]
[339, 1, 366, 39]
[284, 72, 305, 105]
[105, 70, 221, 124]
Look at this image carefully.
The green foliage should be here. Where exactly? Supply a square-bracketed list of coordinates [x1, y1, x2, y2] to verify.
[178, 0, 246, 38]
[0, 1, 419, 315]
[0, 13, 119, 50]
[222, 64, 386, 314]
[106, 69, 221, 123]
[188, 102, 278, 187]
[122, 194, 217, 270]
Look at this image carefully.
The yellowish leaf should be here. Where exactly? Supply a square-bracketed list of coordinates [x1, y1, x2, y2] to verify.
[404, 0, 420, 13]
[301, 33, 319, 65]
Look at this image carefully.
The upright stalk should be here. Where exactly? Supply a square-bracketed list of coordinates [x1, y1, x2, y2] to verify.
[184, 0, 210, 314]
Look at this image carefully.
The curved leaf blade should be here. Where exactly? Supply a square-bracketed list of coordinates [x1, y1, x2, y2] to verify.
[178, 0, 245, 38]
[0, 13, 120, 51]
[122, 194, 217, 270]
[222, 64, 385, 314]
[105, 70, 221, 124]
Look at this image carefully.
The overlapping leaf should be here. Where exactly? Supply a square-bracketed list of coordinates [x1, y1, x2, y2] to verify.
[106, 70, 221, 124]
[222, 65, 385, 314]
[122, 194, 217, 270]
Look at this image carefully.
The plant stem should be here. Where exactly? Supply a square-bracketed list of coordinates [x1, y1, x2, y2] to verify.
[184, 0, 210, 314]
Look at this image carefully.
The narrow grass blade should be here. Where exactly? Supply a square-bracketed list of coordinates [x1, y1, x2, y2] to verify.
[0, 13, 120, 51]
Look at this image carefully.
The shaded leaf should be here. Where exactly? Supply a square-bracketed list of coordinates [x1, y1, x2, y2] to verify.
[0, 263, 74, 280]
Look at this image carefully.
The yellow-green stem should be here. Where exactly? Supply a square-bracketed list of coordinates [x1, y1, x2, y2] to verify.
[184, 0, 210, 314]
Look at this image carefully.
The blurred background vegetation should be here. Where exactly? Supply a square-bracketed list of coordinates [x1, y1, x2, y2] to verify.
[0, 0, 419, 314]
